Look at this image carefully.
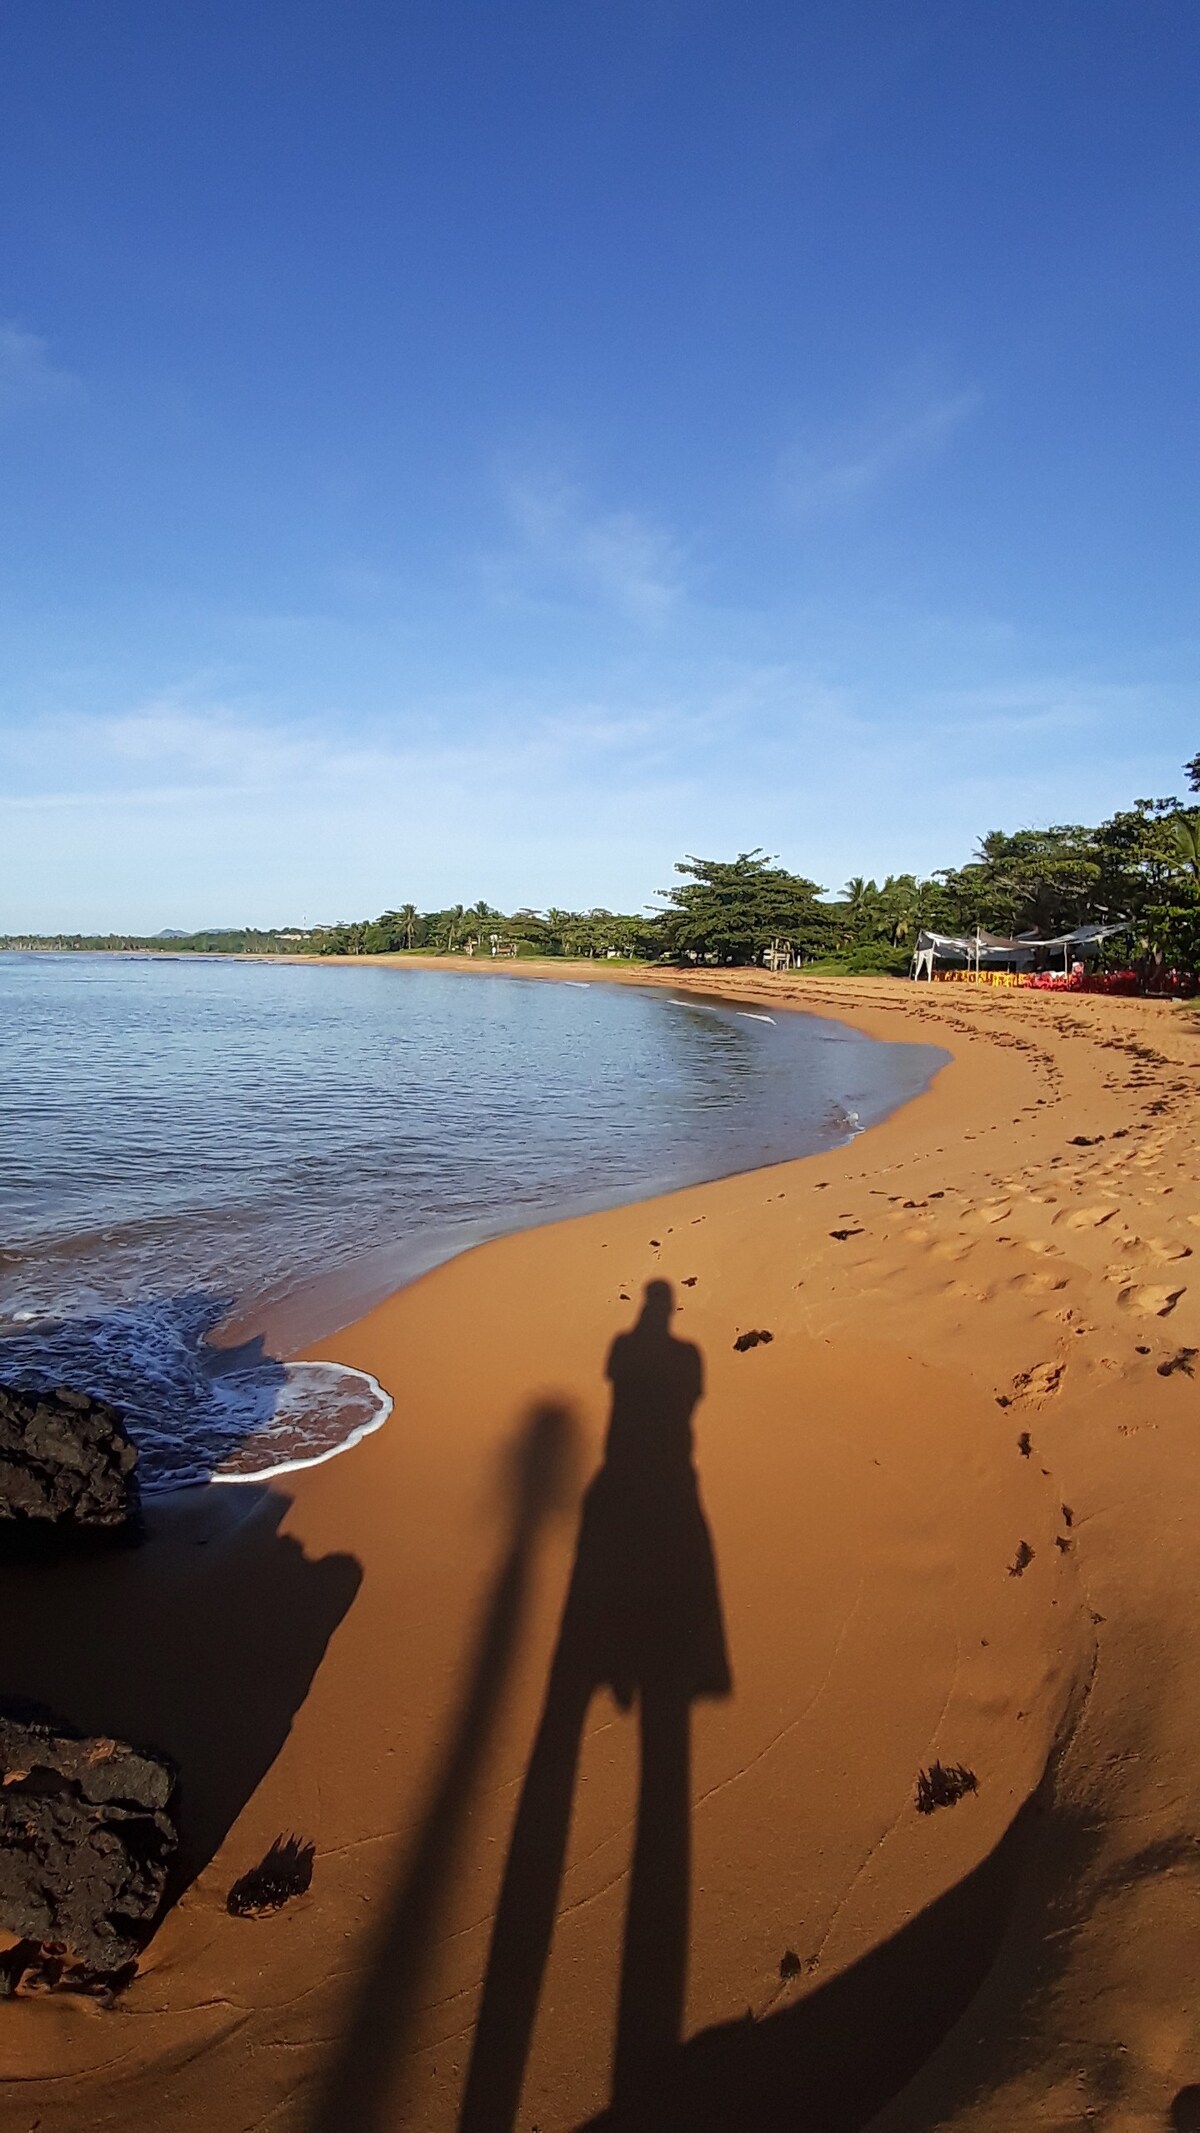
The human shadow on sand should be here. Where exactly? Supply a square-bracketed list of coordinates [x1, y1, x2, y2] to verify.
[309, 1279, 730, 2133]
[457, 1277, 732, 2132]
[308, 1395, 582, 2133]
[307, 1280, 1054, 2133]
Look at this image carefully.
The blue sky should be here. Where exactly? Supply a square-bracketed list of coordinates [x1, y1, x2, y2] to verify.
[2, 0, 1197, 930]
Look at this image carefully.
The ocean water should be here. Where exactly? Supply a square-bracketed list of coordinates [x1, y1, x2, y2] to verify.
[0, 956, 946, 1488]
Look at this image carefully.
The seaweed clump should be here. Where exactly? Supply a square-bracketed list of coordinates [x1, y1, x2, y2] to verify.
[915, 1762, 978, 1815]
[227, 1835, 315, 1918]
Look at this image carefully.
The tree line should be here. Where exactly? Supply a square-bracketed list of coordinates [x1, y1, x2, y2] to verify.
[6, 748, 1198, 976]
[315, 746, 1200, 974]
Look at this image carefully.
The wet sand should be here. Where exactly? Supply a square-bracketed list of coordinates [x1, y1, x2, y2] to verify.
[3, 971, 1199, 2132]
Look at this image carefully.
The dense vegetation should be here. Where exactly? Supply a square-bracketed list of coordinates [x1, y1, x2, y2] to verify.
[271, 748, 1200, 977]
[0, 927, 311, 955]
[6, 751, 1199, 978]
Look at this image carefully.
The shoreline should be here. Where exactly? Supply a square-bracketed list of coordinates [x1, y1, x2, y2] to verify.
[218, 971, 948, 1367]
[4, 973, 1200, 2129]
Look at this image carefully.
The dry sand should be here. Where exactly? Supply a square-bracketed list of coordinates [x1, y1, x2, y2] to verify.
[3, 970, 1200, 2133]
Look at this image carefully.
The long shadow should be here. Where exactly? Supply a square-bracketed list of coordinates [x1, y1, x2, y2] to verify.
[308, 1398, 580, 2133]
[0, 1479, 361, 1890]
[575, 1796, 1044, 2133]
[457, 1279, 731, 2133]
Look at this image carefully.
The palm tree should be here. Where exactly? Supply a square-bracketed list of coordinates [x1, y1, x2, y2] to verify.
[843, 876, 881, 942]
[543, 908, 577, 954]
[398, 902, 418, 950]
[1173, 812, 1200, 882]
[879, 872, 920, 945]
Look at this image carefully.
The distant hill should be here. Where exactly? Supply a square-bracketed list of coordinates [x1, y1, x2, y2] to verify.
[0, 928, 318, 954]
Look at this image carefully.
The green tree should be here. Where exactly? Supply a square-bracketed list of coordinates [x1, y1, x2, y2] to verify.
[462, 900, 498, 945]
[1141, 891, 1200, 981]
[361, 909, 408, 952]
[431, 903, 467, 951]
[843, 876, 875, 925]
[657, 851, 830, 965]
[1092, 799, 1181, 920]
[1186, 751, 1200, 793]
[870, 873, 924, 946]
[542, 908, 576, 955]
[508, 908, 551, 953]
[935, 826, 1101, 935]
[1172, 811, 1200, 883]
[842, 876, 885, 942]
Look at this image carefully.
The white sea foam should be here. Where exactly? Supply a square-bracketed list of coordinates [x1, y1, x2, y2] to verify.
[209, 1363, 393, 1483]
[0, 1296, 393, 1493]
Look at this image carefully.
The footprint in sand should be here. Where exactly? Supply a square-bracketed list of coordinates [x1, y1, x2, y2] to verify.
[1012, 1361, 1066, 1401]
[1117, 1284, 1187, 1318]
[1052, 1205, 1118, 1231]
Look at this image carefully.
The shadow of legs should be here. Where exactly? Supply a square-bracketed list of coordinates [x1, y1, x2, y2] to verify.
[457, 1658, 592, 2133]
[309, 1403, 576, 2133]
[459, 1688, 693, 2133]
[613, 1693, 691, 2110]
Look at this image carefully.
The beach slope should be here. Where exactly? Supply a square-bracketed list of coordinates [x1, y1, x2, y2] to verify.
[3, 974, 1198, 2132]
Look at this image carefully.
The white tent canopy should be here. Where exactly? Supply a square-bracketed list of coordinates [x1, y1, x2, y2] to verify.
[912, 921, 1130, 975]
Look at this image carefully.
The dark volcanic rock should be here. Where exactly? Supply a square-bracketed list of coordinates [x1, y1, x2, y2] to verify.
[0, 1699, 178, 1985]
[0, 1381, 140, 1553]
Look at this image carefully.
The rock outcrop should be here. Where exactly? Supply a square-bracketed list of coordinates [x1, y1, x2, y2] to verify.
[0, 1700, 178, 1991]
[0, 1382, 140, 1553]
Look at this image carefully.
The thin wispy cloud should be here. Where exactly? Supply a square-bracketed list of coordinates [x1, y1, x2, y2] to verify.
[0, 692, 692, 812]
[0, 693, 705, 928]
[0, 320, 79, 416]
[1, 646, 1189, 933]
[781, 381, 981, 517]
[496, 468, 686, 623]
[922, 677, 1153, 743]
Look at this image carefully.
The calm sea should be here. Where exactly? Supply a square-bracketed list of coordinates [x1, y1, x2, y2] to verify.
[1, 956, 945, 1488]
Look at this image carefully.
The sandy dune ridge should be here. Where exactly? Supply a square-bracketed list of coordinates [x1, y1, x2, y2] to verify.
[3, 970, 1198, 2133]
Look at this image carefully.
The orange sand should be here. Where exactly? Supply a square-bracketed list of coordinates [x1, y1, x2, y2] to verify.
[3, 970, 1199, 2132]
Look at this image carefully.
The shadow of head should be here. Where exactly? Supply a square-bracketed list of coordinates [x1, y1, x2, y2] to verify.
[1172, 2086, 1200, 2131]
[639, 1279, 675, 1330]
